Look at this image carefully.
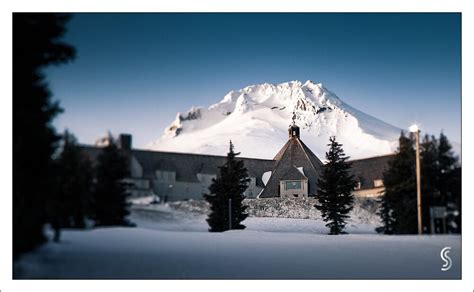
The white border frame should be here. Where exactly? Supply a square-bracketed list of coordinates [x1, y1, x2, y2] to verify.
[1, 1, 472, 292]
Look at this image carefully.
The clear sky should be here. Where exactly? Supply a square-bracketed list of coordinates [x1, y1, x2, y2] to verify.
[46, 13, 461, 148]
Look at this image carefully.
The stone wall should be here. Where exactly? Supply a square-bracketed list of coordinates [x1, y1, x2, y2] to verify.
[167, 197, 380, 224]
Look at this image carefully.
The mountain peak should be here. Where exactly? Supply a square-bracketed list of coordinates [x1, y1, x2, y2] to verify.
[148, 80, 401, 160]
[303, 79, 316, 86]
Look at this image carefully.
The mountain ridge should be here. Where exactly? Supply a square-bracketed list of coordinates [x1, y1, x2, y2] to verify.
[147, 80, 403, 160]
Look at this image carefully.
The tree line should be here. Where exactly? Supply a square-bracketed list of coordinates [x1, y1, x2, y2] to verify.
[13, 14, 131, 258]
[377, 131, 461, 234]
[205, 133, 460, 235]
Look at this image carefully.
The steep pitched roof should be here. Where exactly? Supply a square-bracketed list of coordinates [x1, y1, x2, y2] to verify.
[259, 137, 323, 198]
[281, 166, 308, 180]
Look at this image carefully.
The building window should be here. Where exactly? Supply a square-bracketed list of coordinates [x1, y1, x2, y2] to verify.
[374, 179, 384, 187]
[354, 181, 361, 190]
[285, 180, 302, 190]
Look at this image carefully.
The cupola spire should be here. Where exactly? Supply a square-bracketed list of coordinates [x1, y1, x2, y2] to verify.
[288, 111, 300, 139]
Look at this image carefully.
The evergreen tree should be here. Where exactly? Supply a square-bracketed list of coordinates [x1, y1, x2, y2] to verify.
[93, 138, 132, 226]
[437, 132, 458, 204]
[315, 136, 357, 235]
[204, 141, 250, 232]
[420, 134, 439, 233]
[13, 13, 75, 257]
[446, 166, 461, 233]
[436, 132, 460, 233]
[378, 132, 418, 234]
[378, 131, 461, 234]
[375, 194, 395, 234]
[50, 131, 94, 241]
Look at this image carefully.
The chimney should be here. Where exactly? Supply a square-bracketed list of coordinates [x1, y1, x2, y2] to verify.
[118, 134, 132, 151]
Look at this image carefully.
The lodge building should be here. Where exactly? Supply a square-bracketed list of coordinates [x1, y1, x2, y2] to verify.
[81, 123, 393, 201]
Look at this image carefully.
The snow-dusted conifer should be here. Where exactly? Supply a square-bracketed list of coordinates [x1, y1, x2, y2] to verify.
[204, 141, 250, 232]
[375, 194, 395, 234]
[315, 136, 356, 235]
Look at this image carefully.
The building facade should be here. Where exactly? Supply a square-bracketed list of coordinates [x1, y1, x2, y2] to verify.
[258, 122, 324, 198]
[81, 130, 393, 202]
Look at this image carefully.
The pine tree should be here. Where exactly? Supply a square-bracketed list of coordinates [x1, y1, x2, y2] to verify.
[315, 136, 357, 235]
[204, 141, 250, 232]
[50, 131, 94, 241]
[378, 132, 418, 234]
[375, 194, 395, 234]
[93, 138, 132, 226]
[378, 131, 461, 234]
[437, 132, 458, 204]
[420, 134, 439, 233]
[13, 13, 75, 257]
[446, 166, 461, 233]
[436, 132, 460, 233]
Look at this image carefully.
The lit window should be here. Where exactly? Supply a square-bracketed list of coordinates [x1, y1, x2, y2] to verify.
[285, 181, 302, 190]
[374, 179, 384, 187]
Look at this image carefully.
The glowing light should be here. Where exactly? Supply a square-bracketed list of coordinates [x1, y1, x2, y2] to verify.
[409, 124, 420, 132]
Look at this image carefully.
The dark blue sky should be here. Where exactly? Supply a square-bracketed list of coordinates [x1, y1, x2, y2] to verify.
[47, 13, 461, 147]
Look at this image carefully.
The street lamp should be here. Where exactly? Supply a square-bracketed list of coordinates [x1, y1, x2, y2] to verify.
[410, 124, 422, 235]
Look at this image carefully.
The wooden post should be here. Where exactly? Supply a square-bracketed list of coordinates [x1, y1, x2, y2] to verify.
[415, 130, 422, 235]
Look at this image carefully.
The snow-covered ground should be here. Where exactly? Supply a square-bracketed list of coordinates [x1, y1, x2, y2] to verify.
[14, 204, 461, 279]
[129, 204, 378, 234]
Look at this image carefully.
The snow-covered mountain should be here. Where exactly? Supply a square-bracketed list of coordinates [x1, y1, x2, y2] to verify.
[147, 80, 402, 160]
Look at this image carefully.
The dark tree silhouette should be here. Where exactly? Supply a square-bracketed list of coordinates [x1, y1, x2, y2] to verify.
[93, 139, 132, 226]
[446, 166, 461, 233]
[377, 131, 461, 234]
[420, 134, 439, 233]
[204, 141, 250, 232]
[315, 136, 357, 235]
[13, 13, 75, 257]
[375, 192, 395, 234]
[377, 132, 418, 234]
[436, 132, 460, 233]
[50, 131, 94, 242]
[437, 132, 458, 203]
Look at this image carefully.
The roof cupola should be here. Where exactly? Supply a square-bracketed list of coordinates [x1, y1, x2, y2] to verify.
[288, 112, 300, 139]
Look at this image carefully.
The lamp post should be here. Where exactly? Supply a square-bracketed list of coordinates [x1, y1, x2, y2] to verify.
[409, 124, 422, 235]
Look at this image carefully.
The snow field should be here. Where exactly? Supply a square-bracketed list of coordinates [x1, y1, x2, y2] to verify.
[14, 202, 461, 279]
